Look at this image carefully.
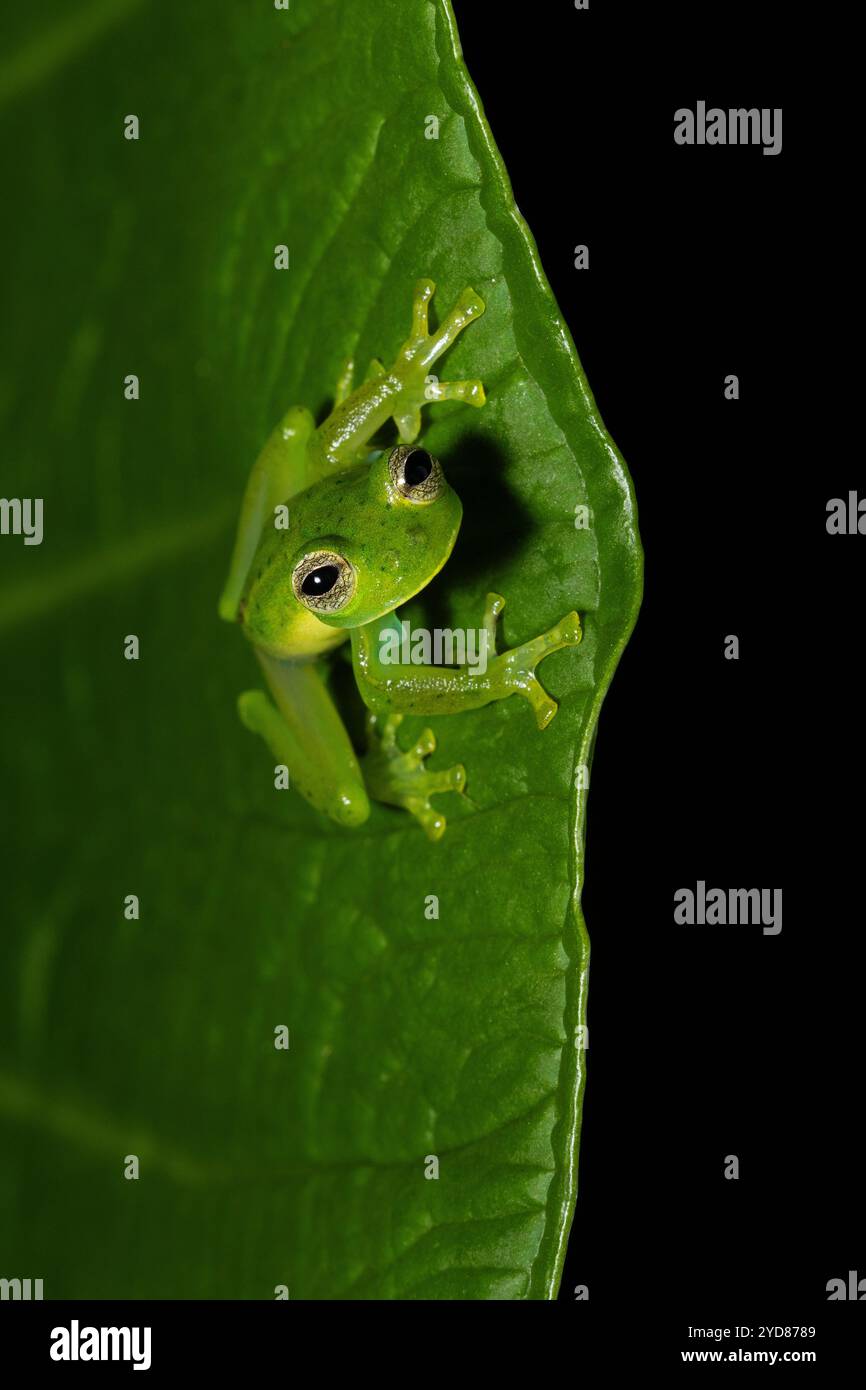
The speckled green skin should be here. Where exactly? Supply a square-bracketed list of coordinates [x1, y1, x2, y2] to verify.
[237, 456, 462, 660]
[219, 281, 581, 840]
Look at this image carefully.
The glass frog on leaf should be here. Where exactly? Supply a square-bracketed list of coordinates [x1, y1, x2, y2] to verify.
[219, 280, 582, 840]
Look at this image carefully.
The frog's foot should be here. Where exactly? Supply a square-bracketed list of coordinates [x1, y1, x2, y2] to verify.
[483, 592, 582, 730]
[361, 711, 466, 842]
[389, 279, 486, 442]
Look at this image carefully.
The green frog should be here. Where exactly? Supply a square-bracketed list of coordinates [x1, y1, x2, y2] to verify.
[219, 280, 581, 839]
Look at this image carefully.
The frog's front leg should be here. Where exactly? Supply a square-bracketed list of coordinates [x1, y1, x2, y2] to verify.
[361, 712, 466, 842]
[238, 650, 370, 829]
[310, 279, 487, 473]
[352, 595, 582, 728]
[238, 651, 465, 840]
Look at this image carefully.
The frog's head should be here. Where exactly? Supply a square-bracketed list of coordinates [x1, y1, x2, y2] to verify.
[242, 445, 462, 652]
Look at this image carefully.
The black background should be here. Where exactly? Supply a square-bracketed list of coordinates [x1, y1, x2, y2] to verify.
[453, 0, 863, 1326]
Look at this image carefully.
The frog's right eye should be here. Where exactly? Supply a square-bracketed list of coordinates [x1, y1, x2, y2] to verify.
[292, 550, 356, 613]
[388, 445, 443, 503]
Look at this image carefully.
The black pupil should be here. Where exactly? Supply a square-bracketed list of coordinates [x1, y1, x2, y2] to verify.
[302, 564, 339, 597]
[404, 450, 432, 487]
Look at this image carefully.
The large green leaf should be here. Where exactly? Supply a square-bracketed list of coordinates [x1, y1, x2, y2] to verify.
[0, 0, 641, 1298]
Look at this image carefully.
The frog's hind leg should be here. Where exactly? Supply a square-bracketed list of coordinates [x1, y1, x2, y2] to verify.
[218, 405, 314, 622]
[309, 281, 486, 474]
[333, 358, 355, 406]
[238, 652, 370, 829]
[361, 711, 466, 842]
[332, 355, 387, 409]
[390, 279, 487, 443]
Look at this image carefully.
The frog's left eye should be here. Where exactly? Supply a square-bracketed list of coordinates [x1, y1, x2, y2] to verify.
[388, 445, 443, 503]
[292, 550, 356, 613]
